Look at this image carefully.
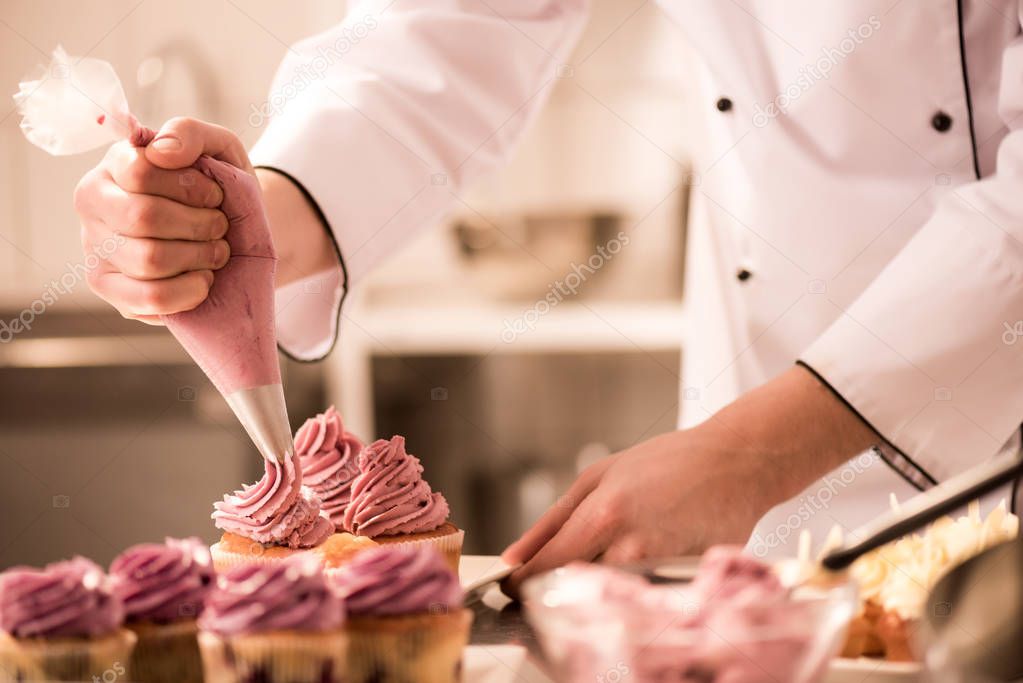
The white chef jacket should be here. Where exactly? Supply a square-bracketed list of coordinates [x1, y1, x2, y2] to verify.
[252, 0, 1023, 556]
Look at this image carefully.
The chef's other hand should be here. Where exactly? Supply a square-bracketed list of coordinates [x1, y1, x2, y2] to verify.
[499, 365, 879, 598]
[73, 117, 253, 324]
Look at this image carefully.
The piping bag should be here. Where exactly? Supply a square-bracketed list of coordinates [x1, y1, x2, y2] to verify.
[15, 47, 292, 464]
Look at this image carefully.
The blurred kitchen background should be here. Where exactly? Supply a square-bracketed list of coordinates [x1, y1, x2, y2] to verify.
[0, 0, 708, 567]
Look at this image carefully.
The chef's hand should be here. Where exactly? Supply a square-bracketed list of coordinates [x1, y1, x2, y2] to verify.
[73, 117, 253, 323]
[500, 365, 879, 597]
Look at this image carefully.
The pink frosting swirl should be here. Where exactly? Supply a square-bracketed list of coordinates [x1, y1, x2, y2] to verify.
[545, 548, 800, 683]
[330, 547, 462, 616]
[0, 557, 124, 638]
[342, 436, 449, 537]
[295, 406, 363, 527]
[690, 545, 784, 601]
[109, 537, 214, 623]
[199, 556, 344, 636]
[212, 453, 334, 548]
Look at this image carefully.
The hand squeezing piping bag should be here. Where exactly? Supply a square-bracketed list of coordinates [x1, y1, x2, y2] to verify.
[14, 47, 292, 463]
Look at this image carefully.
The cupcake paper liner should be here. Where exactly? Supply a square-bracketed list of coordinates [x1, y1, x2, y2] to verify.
[344, 608, 472, 683]
[198, 629, 347, 683]
[210, 541, 312, 572]
[213, 525, 463, 577]
[127, 619, 203, 683]
[0, 628, 136, 683]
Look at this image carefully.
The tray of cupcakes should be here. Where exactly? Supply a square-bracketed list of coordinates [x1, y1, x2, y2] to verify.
[0, 405, 472, 683]
[0, 541, 469, 683]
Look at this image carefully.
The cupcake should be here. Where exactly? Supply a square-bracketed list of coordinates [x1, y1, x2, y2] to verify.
[295, 406, 381, 569]
[198, 555, 346, 683]
[340, 435, 463, 571]
[210, 451, 335, 571]
[109, 537, 214, 683]
[331, 546, 471, 683]
[0, 557, 136, 682]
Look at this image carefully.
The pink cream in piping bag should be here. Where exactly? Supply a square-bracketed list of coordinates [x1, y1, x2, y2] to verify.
[14, 47, 293, 464]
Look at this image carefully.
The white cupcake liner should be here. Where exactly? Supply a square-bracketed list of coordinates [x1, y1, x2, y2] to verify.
[0, 628, 136, 682]
[198, 629, 346, 683]
[209, 542, 312, 573]
[344, 609, 472, 683]
[126, 619, 202, 683]
[212, 525, 464, 578]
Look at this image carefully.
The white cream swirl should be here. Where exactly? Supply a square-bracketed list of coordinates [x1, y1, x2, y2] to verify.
[861, 498, 1019, 620]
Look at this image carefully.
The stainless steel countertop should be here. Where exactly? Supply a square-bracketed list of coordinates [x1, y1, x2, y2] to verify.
[469, 587, 540, 656]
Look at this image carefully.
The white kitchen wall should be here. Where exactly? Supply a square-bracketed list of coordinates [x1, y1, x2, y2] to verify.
[0, 125, 23, 289]
[358, 0, 707, 305]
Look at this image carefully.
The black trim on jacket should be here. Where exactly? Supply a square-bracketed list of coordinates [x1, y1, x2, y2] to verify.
[796, 360, 939, 491]
[255, 165, 348, 364]
[955, 0, 982, 180]
[1012, 426, 1023, 516]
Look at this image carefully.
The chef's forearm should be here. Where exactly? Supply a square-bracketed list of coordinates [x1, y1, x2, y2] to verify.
[256, 168, 339, 287]
[703, 364, 880, 516]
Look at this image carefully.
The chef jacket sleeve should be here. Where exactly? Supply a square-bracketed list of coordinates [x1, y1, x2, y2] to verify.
[800, 19, 1023, 489]
[248, 0, 588, 361]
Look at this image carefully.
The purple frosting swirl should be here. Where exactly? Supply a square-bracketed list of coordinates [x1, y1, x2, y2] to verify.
[343, 436, 450, 537]
[295, 406, 363, 527]
[212, 452, 334, 548]
[330, 547, 462, 617]
[109, 537, 214, 623]
[199, 555, 344, 636]
[0, 557, 124, 638]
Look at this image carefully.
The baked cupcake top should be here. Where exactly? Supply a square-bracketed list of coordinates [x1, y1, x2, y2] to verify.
[343, 436, 449, 537]
[0, 556, 124, 638]
[109, 537, 214, 624]
[212, 452, 334, 548]
[199, 555, 344, 635]
[331, 546, 462, 617]
[295, 405, 363, 527]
